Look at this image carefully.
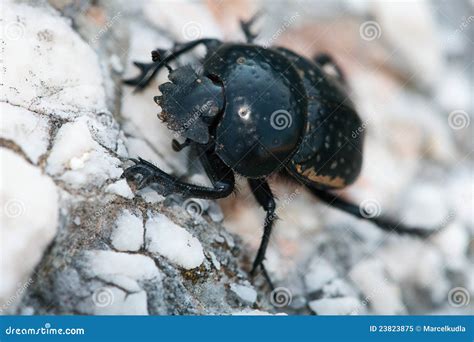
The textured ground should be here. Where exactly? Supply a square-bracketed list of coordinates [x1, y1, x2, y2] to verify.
[0, 0, 472, 315]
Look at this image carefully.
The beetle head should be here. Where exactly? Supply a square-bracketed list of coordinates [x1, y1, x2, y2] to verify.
[155, 65, 224, 144]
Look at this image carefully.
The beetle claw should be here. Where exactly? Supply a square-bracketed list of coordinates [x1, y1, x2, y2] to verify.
[123, 60, 162, 90]
[122, 157, 163, 191]
[133, 61, 147, 70]
[122, 165, 142, 179]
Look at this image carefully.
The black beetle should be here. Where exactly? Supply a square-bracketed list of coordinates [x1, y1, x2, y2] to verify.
[123, 15, 431, 285]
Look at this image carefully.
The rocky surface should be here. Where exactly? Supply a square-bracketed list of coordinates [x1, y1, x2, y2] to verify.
[0, 0, 472, 315]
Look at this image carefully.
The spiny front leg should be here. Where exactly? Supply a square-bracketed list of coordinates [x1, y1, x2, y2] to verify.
[122, 158, 177, 196]
[123, 157, 235, 199]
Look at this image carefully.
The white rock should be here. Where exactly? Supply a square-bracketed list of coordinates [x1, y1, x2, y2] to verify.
[20, 306, 35, 316]
[230, 284, 257, 304]
[95, 274, 142, 293]
[92, 287, 148, 315]
[0, 148, 58, 307]
[45, 117, 97, 173]
[432, 222, 469, 268]
[106, 179, 134, 199]
[111, 210, 143, 252]
[221, 231, 235, 249]
[322, 279, 358, 299]
[188, 173, 212, 187]
[304, 258, 338, 293]
[207, 251, 221, 270]
[373, 0, 442, 88]
[69, 153, 90, 170]
[401, 183, 449, 228]
[145, 214, 204, 269]
[46, 117, 122, 187]
[0, 102, 50, 164]
[231, 309, 285, 316]
[436, 69, 472, 112]
[413, 247, 449, 303]
[380, 241, 449, 303]
[447, 169, 474, 228]
[83, 250, 161, 281]
[207, 201, 224, 223]
[308, 297, 360, 315]
[1, 3, 107, 118]
[349, 259, 405, 314]
[109, 54, 124, 74]
[137, 188, 165, 204]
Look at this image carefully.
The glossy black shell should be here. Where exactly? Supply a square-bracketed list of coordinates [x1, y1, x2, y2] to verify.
[203, 44, 308, 178]
[276, 47, 364, 189]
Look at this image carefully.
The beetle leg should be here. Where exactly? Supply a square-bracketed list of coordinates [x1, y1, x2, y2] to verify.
[171, 138, 191, 152]
[313, 53, 346, 84]
[260, 263, 275, 290]
[248, 178, 277, 277]
[123, 146, 234, 199]
[307, 187, 436, 237]
[239, 11, 262, 43]
[123, 38, 221, 91]
[123, 157, 234, 199]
